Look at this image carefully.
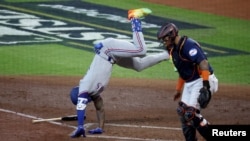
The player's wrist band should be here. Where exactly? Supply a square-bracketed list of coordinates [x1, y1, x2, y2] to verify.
[201, 70, 210, 81]
[203, 80, 210, 88]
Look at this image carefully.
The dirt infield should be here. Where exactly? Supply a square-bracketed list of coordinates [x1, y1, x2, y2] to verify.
[1, 76, 249, 141]
[0, 1, 249, 141]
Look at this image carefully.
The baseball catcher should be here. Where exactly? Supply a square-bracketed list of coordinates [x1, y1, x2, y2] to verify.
[157, 22, 218, 141]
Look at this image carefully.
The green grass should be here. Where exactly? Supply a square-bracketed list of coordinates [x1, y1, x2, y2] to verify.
[0, 44, 93, 75]
[83, 0, 250, 85]
[5, 0, 69, 2]
[0, 0, 249, 85]
[208, 55, 250, 85]
[84, 0, 250, 52]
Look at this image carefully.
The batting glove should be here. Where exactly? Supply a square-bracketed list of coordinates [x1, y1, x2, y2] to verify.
[70, 125, 86, 138]
[94, 43, 103, 54]
[88, 127, 103, 134]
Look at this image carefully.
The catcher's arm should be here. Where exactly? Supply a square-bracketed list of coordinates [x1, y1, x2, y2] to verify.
[199, 60, 210, 89]
[198, 60, 212, 108]
[174, 77, 184, 101]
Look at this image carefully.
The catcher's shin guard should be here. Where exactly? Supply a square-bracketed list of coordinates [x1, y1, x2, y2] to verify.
[182, 124, 197, 141]
[197, 124, 210, 140]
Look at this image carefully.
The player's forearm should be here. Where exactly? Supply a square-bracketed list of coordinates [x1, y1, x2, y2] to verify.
[199, 60, 210, 88]
[199, 60, 209, 70]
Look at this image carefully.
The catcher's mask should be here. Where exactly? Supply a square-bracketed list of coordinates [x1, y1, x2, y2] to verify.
[157, 23, 178, 51]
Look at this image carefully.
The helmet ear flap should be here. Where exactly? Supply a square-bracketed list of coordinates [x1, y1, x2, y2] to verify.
[168, 23, 178, 38]
[171, 29, 176, 38]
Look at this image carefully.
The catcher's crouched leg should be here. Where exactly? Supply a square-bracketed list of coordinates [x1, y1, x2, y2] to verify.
[176, 102, 210, 141]
[176, 102, 197, 141]
[191, 110, 210, 140]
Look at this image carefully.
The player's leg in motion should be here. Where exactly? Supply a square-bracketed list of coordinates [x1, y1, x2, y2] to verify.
[116, 51, 169, 72]
[130, 51, 169, 71]
[95, 8, 152, 61]
[178, 81, 210, 141]
[176, 102, 197, 141]
[71, 55, 113, 138]
[70, 92, 89, 138]
[178, 106, 210, 141]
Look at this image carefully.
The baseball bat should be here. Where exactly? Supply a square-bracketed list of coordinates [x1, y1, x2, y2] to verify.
[32, 115, 78, 123]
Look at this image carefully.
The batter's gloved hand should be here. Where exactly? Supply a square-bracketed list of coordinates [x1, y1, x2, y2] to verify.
[94, 43, 103, 55]
[70, 125, 86, 138]
[88, 127, 103, 134]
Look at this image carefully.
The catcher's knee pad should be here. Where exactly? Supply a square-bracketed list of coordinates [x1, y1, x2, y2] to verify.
[184, 106, 196, 122]
[184, 108, 207, 128]
[176, 101, 187, 116]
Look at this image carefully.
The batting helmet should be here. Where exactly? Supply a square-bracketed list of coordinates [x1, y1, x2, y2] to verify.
[157, 23, 178, 42]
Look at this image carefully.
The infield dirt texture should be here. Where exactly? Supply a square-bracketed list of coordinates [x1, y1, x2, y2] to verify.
[0, 0, 249, 141]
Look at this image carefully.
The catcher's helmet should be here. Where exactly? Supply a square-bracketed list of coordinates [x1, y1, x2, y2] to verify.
[157, 23, 178, 41]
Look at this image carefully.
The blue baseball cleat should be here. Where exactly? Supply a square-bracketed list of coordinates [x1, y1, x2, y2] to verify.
[70, 126, 86, 138]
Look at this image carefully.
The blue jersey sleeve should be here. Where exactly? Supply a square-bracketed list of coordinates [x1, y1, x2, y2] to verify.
[183, 38, 207, 64]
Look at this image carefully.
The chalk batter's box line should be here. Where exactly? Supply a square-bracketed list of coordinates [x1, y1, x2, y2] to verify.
[0, 108, 181, 141]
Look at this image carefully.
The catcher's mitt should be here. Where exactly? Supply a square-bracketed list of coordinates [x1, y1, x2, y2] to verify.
[198, 87, 211, 109]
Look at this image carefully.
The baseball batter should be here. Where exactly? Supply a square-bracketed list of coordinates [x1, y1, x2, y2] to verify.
[70, 8, 170, 138]
[157, 23, 218, 141]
